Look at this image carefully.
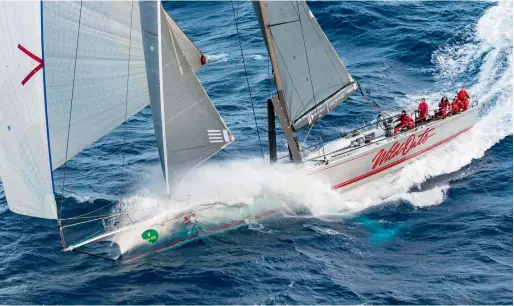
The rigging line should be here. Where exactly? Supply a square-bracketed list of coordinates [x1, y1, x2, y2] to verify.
[294, 0, 318, 132]
[58, 206, 155, 221]
[356, 80, 384, 111]
[300, 121, 316, 149]
[231, 1, 264, 158]
[60, 207, 154, 228]
[60, 0, 83, 219]
[119, 0, 135, 225]
[61, 213, 128, 229]
[270, 31, 311, 123]
[62, 201, 115, 220]
[73, 229, 105, 246]
[71, 249, 116, 262]
[296, 1, 345, 84]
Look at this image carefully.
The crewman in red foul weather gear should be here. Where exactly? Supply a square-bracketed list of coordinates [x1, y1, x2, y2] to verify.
[451, 97, 461, 115]
[417, 98, 429, 124]
[436, 96, 450, 119]
[457, 87, 470, 110]
[394, 110, 414, 135]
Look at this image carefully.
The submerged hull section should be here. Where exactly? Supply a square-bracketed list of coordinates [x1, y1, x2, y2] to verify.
[305, 108, 478, 190]
[69, 202, 283, 261]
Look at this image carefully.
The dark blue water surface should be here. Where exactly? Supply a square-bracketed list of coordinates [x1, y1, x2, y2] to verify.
[1, 1, 512, 304]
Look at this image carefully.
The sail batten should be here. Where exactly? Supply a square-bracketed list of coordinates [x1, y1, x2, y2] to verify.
[259, 0, 357, 130]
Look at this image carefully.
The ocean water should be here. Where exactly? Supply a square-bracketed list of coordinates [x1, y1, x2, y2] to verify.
[1, 1, 512, 304]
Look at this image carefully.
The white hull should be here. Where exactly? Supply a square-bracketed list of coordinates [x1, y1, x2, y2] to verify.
[304, 108, 478, 190]
[67, 108, 478, 260]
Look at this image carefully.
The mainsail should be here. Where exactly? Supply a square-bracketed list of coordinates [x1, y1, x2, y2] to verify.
[140, 2, 234, 192]
[256, 0, 358, 130]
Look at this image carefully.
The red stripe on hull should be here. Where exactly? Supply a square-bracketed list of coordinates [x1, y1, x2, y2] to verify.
[310, 110, 475, 176]
[332, 126, 472, 190]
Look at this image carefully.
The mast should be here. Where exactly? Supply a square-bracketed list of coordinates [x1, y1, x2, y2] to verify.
[267, 99, 277, 162]
[255, 1, 302, 163]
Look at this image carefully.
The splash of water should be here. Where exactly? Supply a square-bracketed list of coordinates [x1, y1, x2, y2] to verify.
[204, 52, 229, 63]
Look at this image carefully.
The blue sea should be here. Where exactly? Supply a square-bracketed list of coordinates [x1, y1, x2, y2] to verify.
[1, 1, 512, 304]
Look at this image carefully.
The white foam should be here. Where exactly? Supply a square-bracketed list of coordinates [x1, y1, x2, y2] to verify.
[205, 52, 229, 63]
[248, 54, 266, 61]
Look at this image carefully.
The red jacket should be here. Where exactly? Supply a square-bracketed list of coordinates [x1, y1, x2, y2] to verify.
[458, 90, 469, 101]
[418, 102, 428, 118]
[398, 114, 413, 125]
[451, 102, 460, 113]
[439, 100, 450, 110]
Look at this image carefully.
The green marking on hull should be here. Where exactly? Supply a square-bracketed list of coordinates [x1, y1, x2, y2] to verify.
[142, 229, 159, 244]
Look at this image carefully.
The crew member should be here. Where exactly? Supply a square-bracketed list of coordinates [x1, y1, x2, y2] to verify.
[394, 110, 414, 135]
[451, 97, 461, 115]
[457, 87, 470, 111]
[436, 96, 450, 119]
[417, 98, 429, 124]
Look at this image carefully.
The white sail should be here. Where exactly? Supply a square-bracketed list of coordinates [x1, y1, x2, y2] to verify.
[259, 0, 358, 130]
[140, 2, 234, 193]
[43, 1, 150, 168]
[0, 1, 150, 219]
[0, 1, 232, 221]
[0, 1, 56, 219]
[163, 11, 205, 72]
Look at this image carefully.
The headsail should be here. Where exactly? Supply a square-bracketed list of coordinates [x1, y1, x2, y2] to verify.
[0, 1, 56, 219]
[0, 1, 150, 219]
[43, 1, 150, 168]
[257, 0, 358, 130]
[140, 2, 234, 193]
[163, 11, 205, 72]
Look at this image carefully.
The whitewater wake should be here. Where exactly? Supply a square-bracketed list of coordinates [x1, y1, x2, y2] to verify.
[114, 1, 512, 243]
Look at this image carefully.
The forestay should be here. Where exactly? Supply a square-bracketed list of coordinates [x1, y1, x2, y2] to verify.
[141, 2, 234, 193]
[262, 0, 358, 130]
